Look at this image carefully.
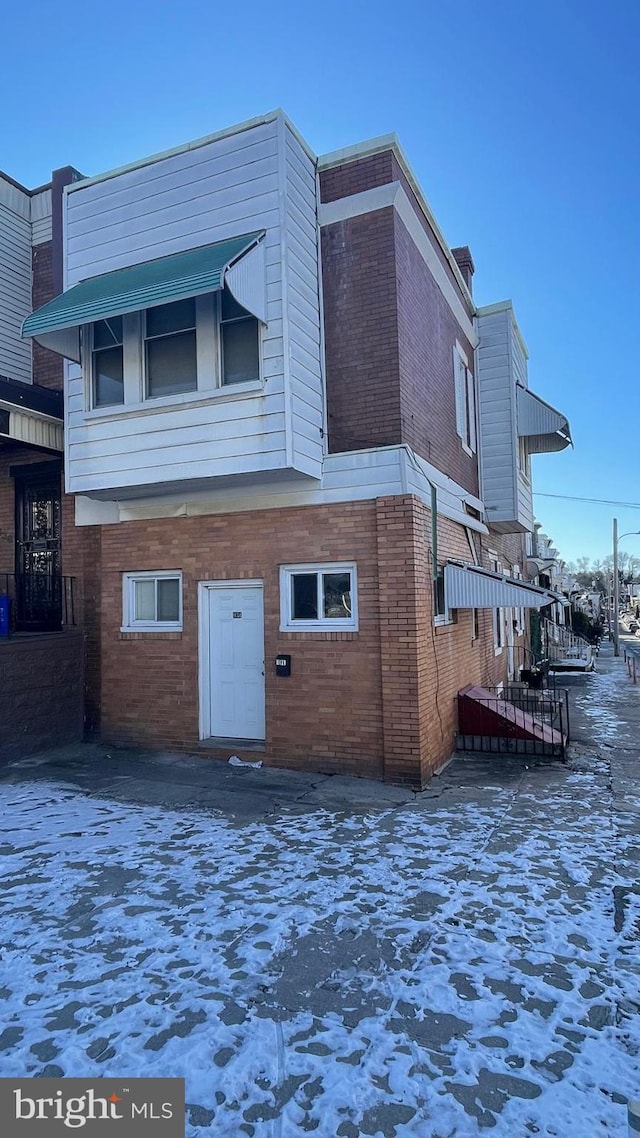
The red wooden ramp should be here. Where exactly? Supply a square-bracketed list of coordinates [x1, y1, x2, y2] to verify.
[458, 684, 565, 747]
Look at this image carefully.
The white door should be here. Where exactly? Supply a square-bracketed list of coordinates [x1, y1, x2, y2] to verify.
[200, 582, 265, 740]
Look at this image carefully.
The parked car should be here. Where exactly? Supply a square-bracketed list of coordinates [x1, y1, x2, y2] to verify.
[635, 626, 640, 638]
[628, 620, 639, 633]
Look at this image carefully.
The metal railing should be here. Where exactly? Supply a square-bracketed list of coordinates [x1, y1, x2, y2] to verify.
[0, 573, 76, 631]
[542, 618, 593, 670]
[457, 683, 570, 758]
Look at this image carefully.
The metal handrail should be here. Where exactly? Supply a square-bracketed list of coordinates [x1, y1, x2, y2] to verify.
[0, 573, 76, 630]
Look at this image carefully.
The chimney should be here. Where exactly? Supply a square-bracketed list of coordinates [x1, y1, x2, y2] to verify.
[451, 246, 475, 293]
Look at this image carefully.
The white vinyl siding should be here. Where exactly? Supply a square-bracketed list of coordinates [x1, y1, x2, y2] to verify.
[476, 304, 532, 533]
[63, 114, 323, 497]
[0, 188, 32, 385]
[283, 122, 324, 475]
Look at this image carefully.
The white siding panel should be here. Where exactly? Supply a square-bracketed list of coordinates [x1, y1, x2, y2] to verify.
[477, 307, 517, 525]
[0, 203, 32, 383]
[283, 121, 323, 478]
[31, 189, 52, 246]
[64, 114, 326, 494]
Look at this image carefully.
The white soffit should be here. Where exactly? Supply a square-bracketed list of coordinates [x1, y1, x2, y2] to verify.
[445, 562, 556, 610]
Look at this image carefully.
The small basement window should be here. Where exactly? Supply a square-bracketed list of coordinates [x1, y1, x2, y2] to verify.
[280, 563, 358, 631]
[122, 571, 183, 631]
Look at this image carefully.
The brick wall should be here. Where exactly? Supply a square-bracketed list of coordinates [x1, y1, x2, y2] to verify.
[319, 149, 472, 316]
[95, 496, 514, 787]
[98, 501, 386, 780]
[320, 174, 479, 501]
[31, 242, 63, 391]
[395, 213, 479, 495]
[321, 209, 401, 453]
[0, 630, 84, 763]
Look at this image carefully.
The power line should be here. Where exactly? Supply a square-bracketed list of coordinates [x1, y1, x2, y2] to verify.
[533, 491, 640, 509]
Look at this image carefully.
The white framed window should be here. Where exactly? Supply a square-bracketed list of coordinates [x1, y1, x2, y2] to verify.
[453, 342, 477, 455]
[91, 316, 124, 407]
[122, 571, 183, 632]
[145, 299, 198, 398]
[85, 286, 261, 411]
[280, 563, 358, 632]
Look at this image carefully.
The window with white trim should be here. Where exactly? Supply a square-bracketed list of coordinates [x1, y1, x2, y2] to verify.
[122, 571, 183, 632]
[86, 287, 261, 410]
[453, 342, 477, 455]
[280, 563, 358, 632]
[92, 317, 124, 407]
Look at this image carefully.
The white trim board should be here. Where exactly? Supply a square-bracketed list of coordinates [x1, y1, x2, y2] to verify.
[75, 443, 488, 533]
[319, 183, 477, 346]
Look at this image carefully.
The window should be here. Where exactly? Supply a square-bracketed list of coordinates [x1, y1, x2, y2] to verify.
[122, 571, 183, 631]
[85, 287, 261, 410]
[472, 608, 480, 641]
[453, 343, 477, 454]
[434, 565, 447, 619]
[280, 563, 358, 631]
[221, 288, 260, 385]
[145, 299, 197, 398]
[518, 437, 530, 478]
[92, 317, 124, 407]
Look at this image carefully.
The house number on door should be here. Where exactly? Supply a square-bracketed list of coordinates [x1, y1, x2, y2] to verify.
[233, 612, 242, 618]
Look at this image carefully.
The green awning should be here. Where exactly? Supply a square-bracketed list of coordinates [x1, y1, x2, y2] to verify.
[22, 232, 262, 361]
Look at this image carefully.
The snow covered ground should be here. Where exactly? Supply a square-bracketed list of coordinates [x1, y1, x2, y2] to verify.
[0, 739, 638, 1136]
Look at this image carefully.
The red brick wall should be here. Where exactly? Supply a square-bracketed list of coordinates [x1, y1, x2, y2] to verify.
[94, 496, 515, 787]
[320, 170, 479, 501]
[321, 209, 402, 453]
[98, 501, 385, 780]
[319, 149, 472, 315]
[395, 213, 479, 496]
[31, 242, 63, 391]
[319, 152, 396, 204]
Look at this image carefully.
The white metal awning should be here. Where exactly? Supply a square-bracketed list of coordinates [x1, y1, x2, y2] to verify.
[444, 562, 558, 610]
[0, 379, 63, 453]
[516, 386, 572, 454]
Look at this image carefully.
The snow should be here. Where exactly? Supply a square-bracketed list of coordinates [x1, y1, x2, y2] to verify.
[0, 765, 637, 1137]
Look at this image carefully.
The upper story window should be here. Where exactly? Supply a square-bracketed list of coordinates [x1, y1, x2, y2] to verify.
[92, 317, 124, 407]
[86, 286, 260, 411]
[145, 299, 197, 398]
[453, 342, 477, 456]
[221, 290, 260, 386]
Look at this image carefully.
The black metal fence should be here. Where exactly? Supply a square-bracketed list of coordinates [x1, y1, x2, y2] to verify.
[457, 684, 570, 759]
[0, 573, 76, 632]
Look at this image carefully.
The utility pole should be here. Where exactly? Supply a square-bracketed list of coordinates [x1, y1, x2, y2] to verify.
[610, 518, 614, 660]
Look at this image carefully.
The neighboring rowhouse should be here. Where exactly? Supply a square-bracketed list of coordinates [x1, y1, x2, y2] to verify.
[16, 111, 572, 785]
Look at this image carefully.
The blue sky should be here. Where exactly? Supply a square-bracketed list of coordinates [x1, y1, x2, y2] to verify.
[4, 0, 639, 566]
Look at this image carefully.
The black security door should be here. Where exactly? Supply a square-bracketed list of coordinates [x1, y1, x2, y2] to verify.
[14, 466, 62, 631]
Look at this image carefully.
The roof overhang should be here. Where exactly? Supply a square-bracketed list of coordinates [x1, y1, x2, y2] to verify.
[526, 556, 556, 574]
[445, 562, 558, 610]
[517, 386, 572, 453]
[22, 233, 266, 363]
[0, 378, 63, 453]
